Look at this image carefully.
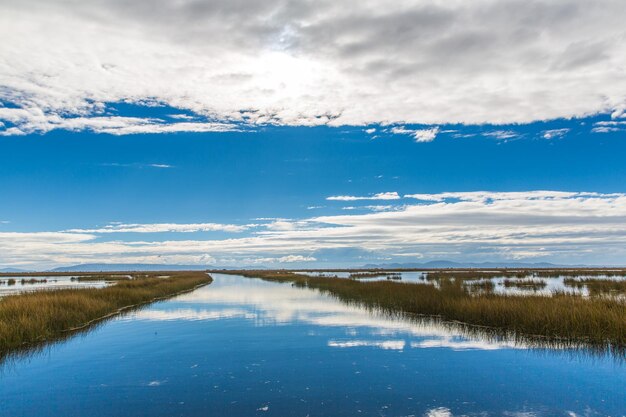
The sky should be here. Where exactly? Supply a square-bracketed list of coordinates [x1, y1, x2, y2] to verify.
[1, 0, 626, 269]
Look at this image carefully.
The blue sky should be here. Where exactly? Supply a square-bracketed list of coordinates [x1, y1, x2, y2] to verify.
[2, 105, 626, 268]
[1, 0, 626, 268]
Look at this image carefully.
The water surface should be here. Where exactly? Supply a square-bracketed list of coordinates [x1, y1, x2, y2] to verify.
[1, 273, 624, 416]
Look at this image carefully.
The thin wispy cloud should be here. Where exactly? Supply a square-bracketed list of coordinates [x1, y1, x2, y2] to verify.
[482, 130, 520, 140]
[66, 222, 251, 234]
[99, 163, 174, 169]
[327, 192, 401, 201]
[542, 128, 570, 140]
[391, 126, 440, 143]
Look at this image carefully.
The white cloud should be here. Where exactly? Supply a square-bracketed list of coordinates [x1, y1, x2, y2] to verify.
[391, 126, 440, 142]
[591, 120, 626, 133]
[482, 130, 519, 140]
[342, 205, 396, 212]
[327, 192, 401, 201]
[65, 222, 250, 234]
[6, 191, 626, 268]
[1, 0, 626, 135]
[542, 128, 570, 139]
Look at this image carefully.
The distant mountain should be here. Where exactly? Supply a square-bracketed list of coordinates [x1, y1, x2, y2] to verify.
[362, 260, 579, 269]
[49, 263, 265, 272]
[0, 267, 30, 273]
[50, 263, 215, 272]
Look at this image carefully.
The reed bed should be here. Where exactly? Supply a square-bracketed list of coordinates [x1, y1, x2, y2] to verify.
[70, 275, 131, 282]
[0, 272, 212, 354]
[234, 271, 626, 349]
[423, 269, 626, 280]
[349, 272, 402, 280]
[465, 279, 495, 292]
[563, 278, 626, 295]
[502, 279, 548, 290]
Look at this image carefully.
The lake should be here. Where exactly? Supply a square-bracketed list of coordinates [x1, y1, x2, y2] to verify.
[1, 273, 624, 416]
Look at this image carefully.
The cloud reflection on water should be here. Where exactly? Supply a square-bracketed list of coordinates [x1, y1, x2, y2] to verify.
[129, 274, 533, 352]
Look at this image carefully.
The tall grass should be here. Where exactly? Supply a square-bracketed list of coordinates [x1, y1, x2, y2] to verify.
[0, 272, 212, 354]
[234, 271, 626, 349]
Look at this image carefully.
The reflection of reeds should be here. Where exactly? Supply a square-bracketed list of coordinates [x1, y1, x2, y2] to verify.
[232, 271, 626, 352]
[564, 278, 626, 295]
[0, 272, 212, 356]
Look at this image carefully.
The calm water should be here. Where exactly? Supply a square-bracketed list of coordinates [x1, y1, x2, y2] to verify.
[0, 275, 111, 297]
[1, 273, 624, 416]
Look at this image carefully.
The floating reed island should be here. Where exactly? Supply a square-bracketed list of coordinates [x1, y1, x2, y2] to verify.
[0, 271, 212, 354]
[228, 270, 626, 350]
[349, 272, 402, 280]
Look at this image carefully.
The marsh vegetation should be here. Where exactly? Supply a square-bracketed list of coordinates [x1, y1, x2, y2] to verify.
[230, 270, 626, 350]
[349, 272, 402, 280]
[0, 271, 212, 355]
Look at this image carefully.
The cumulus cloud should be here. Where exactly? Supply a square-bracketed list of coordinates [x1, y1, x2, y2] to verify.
[327, 192, 401, 201]
[1, 0, 626, 135]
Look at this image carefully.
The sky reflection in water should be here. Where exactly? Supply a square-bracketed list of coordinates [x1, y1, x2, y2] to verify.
[0, 273, 624, 417]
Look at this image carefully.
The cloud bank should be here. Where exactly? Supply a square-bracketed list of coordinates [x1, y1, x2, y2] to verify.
[1, 0, 626, 135]
[3, 191, 626, 268]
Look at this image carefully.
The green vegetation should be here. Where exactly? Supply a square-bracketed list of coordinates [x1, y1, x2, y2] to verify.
[0, 272, 212, 354]
[232, 271, 626, 349]
[564, 278, 626, 295]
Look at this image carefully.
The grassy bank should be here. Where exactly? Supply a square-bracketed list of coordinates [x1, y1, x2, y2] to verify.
[0, 272, 212, 354]
[234, 271, 626, 349]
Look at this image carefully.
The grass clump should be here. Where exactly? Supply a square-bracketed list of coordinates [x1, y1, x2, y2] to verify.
[71, 275, 130, 282]
[233, 270, 626, 349]
[349, 272, 402, 280]
[465, 279, 495, 292]
[0, 272, 212, 354]
[564, 278, 626, 295]
[502, 279, 548, 291]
